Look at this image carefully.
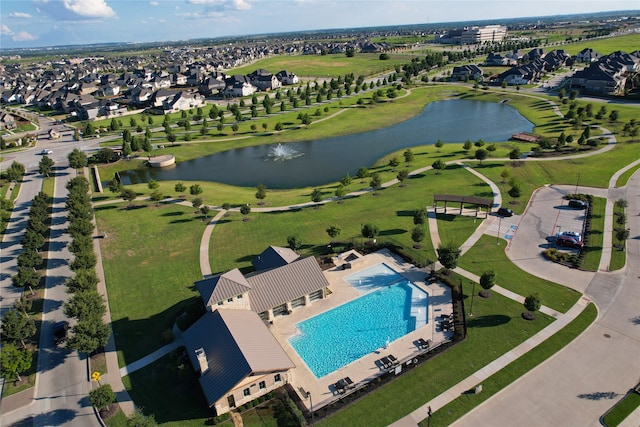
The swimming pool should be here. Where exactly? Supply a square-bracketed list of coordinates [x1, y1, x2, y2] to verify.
[289, 264, 428, 378]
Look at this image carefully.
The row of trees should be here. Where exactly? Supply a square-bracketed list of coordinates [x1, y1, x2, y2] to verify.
[2, 189, 50, 382]
[64, 176, 110, 354]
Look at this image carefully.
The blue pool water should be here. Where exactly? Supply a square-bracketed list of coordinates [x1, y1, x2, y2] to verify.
[345, 263, 403, 293]
[289, 265, 428, 378]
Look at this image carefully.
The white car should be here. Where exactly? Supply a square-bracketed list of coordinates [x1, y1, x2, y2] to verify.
[557, 230, 582, 241]
[40, 149, 53, 155]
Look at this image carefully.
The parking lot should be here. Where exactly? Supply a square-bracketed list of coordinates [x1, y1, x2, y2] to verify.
[505, 185, 594, 293]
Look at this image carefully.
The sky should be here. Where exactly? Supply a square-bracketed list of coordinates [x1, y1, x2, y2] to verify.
[1, 0, 638, 50]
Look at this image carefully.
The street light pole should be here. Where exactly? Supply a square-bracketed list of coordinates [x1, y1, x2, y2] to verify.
[575, 172, 581, 194]
[496, 216, 502, 245]
[468, 279, 476, 316]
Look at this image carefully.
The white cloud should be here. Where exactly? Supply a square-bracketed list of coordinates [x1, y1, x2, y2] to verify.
[231, 0, 251, 10]
[186, 0, 251, 10]
[1, 24, 37, 41]
[62, 0, 116, 18]
[13, 31, 37, 41]
[9, 12, 33, 18]
[150, 1, 159, 5]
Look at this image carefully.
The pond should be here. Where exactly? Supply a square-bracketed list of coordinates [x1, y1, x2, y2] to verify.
[119, 99, 533, 189]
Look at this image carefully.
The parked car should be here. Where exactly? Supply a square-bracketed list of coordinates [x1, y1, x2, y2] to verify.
[558, 230, 582, 241]
[54, 321, 69, 345]
[568, 199, 587, 209]
[497, 207, 513, 217]
[557, 235, 584, 249]
[40, 149, 53, 155]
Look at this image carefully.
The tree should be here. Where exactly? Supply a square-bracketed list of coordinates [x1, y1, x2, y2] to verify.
[437, 242, 461, 271]
[509, 148, 521, 160]
[311, 188, 323, 204]
[432, 160, 446, 175]
[388, 157, 400, 169]
[240, 204, 251, 219]
[326, 225, 342, 242]
[68, 317, 111, 354]
[403, 148, 414, 164]
[13, 294, 33, 316]
[411, 227, 425, 248]
[64, 291, 106, 322]
[335, 184, 347, 200]
[356, 167, 370, 182]
[120, 188, 137, 208]
[397, 169, 409, 186]
[255, 183, 267, 205]
[68, 148, 88, 171]
[340, 173, 352, 187]
[287, 235, 302, 251]
[200, 205, 210, 219]
[474, 148, 488, 165]
[65, 269, 99, 293]
[479, 270, 496, 296]
[189, 184, 203, 196]
[508, 184, 521, 203]
[615, 228, 629, 249]
[361, 223, 379, 242]
[1, 309, 36, 347]
[500, 169, 510, 184]
[174, 182, 186, 195]
[192, 197, 203, 211]
[615, 198, 628, 210]
[435, 139, 444, 152]
[6, 161, 25, 182]
[38, 156, 55, 177]
[0, 343, 31, 381]
[148, 179, 159, 191]
[150, 190, 163, 205]
[413, 209, 427, 225]
[89, 384, 116, 411]
[463, 140, 473, 153]
[524, 294, 541, 312]
[369, 173, 381, 192]
[609, 110, 619, 123]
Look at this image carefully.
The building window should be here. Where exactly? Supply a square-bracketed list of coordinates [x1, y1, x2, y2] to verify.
[243, 388, 250, 397]
[217, 301, 223, 306]
[259, 381, 266, 390]
[227, 297, 233, 302]
[274, 374, 281, 382]
[237, 294, 243, 299]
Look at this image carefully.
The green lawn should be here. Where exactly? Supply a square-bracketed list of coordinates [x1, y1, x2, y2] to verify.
[557, 33, 640, 56]
[436, 212, 483, 248]
[95, 201, 207, 366]
[208, 165, 490, 274]
[423, 303, 597, 426]
[317, 282, 554, 427]
[582, 197, 606, 271]
[603, 391, 640, 427]
[458, 235, 581, 313]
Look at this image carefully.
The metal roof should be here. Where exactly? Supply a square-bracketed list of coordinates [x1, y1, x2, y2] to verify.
[433, 194, 492, 208]
[247, 256, 329, 314]
[251, 245, 300, 272]
[195, 269, 252, 307]
[182, 309, 295, 407]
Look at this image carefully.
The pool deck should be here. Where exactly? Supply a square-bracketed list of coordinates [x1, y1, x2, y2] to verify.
[268, 248, 454, 411]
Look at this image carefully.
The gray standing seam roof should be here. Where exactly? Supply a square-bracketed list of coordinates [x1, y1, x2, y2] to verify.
[195, 268, 252, 307]
[247, 256, 329, 314]
[252, 245, 300, 272]
[182, 309, 295, 407]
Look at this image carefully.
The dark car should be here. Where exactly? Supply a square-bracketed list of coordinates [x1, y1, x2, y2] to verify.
[497, 207, 513, 217]
[557, 235, 584, 249]
[54, 321, 69, 345]
[568, 199, 587, 209]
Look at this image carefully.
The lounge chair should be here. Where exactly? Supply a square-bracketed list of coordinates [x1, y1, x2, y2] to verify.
[417, 338, 430, 349]
[388, 354, 398, 364]
[380, 356, 391, 368]
[344, 377, 354, 388]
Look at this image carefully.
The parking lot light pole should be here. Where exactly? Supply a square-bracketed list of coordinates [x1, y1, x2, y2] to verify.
[496, 216, 502, 244]
[575, 173, 581, 194]
[306, 391, 314, 426]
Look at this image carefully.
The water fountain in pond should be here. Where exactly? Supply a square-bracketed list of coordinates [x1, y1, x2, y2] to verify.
[266, 143, 304, 161]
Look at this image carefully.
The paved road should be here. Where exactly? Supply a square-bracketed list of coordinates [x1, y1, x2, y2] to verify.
[454, 171, 640, 427]
[1, 162, 100, 426]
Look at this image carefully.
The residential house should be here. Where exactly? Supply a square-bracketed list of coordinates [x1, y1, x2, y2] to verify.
[451, 65, 483, 81]
[223, 75, 257, 97]
[575, 48, 602, 63]
[570, 50, 640, 95]
[0, 112, 16, 129]
[248, 69, 281, 91]
[182, 309, 295, 415]
[275, 70, 299, 85]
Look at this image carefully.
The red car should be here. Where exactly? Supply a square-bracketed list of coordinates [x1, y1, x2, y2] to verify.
[557, 235, 583, 249]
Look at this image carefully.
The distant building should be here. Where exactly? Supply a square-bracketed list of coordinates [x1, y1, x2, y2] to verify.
[440, 25, 507, 45]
